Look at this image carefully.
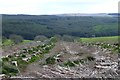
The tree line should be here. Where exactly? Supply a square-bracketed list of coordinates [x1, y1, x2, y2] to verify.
[2, 34, 80, 45]
[2, 15, 118, 40]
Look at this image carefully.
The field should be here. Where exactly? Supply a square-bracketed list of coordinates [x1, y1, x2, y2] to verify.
[1, 36, 119, 78]
[81, 36, 119, 43]
[2, 39, 31, 46]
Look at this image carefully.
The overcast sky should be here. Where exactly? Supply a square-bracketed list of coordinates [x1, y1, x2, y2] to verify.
[0, 0, 119, 15]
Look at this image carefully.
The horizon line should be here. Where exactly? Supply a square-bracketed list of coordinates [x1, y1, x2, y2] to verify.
[1, 13, 119, 15]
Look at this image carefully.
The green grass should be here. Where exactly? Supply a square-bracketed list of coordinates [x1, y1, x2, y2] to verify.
[81, 36, 119, 43]
[64, 61, 75, 67]
[2, 62, 19, 76]
[3, 39, 32, 46]
[2, 39, 14, 46]
[21, 40, 32, 44]
[46, 57, 56, 65]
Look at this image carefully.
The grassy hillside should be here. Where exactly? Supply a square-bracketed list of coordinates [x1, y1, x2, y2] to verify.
[81, 36, 119, 43]
[2, 39, 31, 46]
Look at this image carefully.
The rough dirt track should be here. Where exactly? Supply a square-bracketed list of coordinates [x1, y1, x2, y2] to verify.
[15, 41, 119, 78]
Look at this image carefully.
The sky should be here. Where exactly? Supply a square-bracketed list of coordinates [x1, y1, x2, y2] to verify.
[0, 0, 119, 15]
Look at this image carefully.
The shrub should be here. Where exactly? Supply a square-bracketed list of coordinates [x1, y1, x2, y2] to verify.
[28, 49, 33, 54]
[2, 57, 9, 61]
[64, 61, 75, 67]
[29, 56, 39, 63]
[50, 37, 57, 43]
[46, 57, 56, 64]
[62, 35, 74, 42]
[34, 35, 47, 42]
[73, 60, 79, 64]
[9, 34, 23, 44]
[2, 63, 18, 75]
[21, 54, 26, 58]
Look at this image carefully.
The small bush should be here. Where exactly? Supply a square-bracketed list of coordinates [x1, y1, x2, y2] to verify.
[46, 57, 56, 64]
[2, 57, 9, 61]
[29, 56, 39, 63]
[64, 61, 75, 67]
[28, 49, 33, 54]
[73, 60, 79, 64]
[2, 63, 18, 75]
[21, 54, 26, 58]
[9, 34, 23, 44]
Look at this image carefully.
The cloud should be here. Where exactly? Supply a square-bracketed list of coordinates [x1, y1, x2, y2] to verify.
[0, 0, 119, 14]
[82, 0, 119, 13]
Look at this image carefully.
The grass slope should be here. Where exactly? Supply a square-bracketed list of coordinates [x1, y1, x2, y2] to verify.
[3, 39, 31, 46]
[81, 36, 119, 43]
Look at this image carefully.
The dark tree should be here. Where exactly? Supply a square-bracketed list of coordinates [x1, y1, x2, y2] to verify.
[9, 34, 23, 44]
[62, 35, 74, 42]
[34, 35, 47, 42]
[53, 34, 62, 41]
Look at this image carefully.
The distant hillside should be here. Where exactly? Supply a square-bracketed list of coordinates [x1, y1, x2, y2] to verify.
[2, 14, 118, 40]
[56, 13, 119, 17]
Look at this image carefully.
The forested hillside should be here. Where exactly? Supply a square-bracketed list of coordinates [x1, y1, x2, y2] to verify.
[2, 14, 118, 40]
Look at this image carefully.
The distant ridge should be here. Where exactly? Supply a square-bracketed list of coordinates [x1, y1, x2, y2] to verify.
[2, 14, 118, 39]
[56, 13, 119, 17]
[1, 13, 119, 17]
